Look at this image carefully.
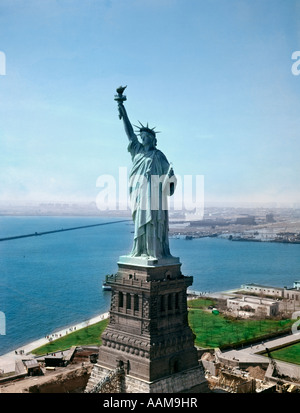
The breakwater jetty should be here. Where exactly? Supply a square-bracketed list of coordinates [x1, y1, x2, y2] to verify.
[0, 219, 130, 242]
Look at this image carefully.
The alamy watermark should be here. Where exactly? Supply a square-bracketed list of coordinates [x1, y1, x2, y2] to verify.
[291, 51, 300, 76]
[0, 311, 5, 335]
[0, 51, 6, 76]
[96, 167, 204, 217]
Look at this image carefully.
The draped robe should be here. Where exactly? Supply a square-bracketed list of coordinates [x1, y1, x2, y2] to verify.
[128, 136, 175, 259]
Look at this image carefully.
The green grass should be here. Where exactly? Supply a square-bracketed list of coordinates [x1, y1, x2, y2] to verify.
[188, 299, 294, 348]
[32, 319, 109, 356]
[188, 298, 216, 309]
[31, 298, 294, 355]
[264, 342, 300, 365]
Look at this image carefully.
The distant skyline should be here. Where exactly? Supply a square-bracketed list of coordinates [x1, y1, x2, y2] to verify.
[0, 0, 300, 209]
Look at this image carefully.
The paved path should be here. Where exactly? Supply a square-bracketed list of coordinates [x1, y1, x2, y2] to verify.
[219, 332, 300, 366]
[188, 288, 242, 299]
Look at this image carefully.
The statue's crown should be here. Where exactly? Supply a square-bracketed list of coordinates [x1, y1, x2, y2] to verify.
[134, 121, 160, 138]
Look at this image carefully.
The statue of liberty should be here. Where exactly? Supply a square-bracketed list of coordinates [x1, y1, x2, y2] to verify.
[115, 86, 176, 260]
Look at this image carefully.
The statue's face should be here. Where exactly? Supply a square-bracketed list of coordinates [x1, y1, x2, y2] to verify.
[141, 131, 154, 148]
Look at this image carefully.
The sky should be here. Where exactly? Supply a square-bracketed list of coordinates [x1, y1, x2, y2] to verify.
[0, 0, 300, 209]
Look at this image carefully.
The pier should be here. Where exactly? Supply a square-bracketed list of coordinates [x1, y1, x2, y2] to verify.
[0, 220, 130, 242]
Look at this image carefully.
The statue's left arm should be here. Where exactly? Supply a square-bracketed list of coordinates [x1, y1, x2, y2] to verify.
[168, 167, 176, 196]
[160, 152, 176, 196]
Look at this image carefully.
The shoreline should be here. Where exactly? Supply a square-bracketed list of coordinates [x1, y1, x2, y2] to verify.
[0, 289, 236, 367]
[1, 290, 237, 361]
[0, 311, 109, 363]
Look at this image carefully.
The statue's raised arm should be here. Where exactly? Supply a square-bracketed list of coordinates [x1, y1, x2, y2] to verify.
[114, 86, 136, 141]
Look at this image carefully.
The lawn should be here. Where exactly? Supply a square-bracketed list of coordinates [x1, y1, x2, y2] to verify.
[31, 298, 294, 355]
[188, 298, 294, 349]
[32, 318, 109, 356]
[188, 298, 215, 309]
[264, 342, 300, 365]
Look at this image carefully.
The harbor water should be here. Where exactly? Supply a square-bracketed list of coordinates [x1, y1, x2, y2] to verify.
[0, 216, 299, 355]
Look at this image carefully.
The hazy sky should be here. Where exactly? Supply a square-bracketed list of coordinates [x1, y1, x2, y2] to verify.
[0, 0, 299, 207]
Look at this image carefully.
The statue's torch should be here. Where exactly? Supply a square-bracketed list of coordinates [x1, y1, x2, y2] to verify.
[114, 86, 127, 119]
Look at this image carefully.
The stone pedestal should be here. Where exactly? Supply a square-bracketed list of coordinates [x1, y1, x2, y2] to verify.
[86, 364, 208, 393]
[86, 255, 207, 393]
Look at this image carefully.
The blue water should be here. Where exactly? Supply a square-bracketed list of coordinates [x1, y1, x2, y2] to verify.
[0, 216, 299, 355]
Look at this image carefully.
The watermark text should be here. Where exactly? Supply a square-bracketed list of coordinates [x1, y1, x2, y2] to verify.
[0, 51, 6, 75]
[96, 167, 204, 217]
[291, 51, 300, 76]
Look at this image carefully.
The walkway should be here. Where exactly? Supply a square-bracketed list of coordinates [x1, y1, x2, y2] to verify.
[218, 332, 300, 378]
